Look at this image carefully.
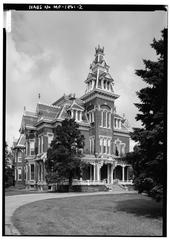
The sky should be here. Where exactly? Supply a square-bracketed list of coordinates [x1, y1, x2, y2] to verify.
[6, 9, 167, 148]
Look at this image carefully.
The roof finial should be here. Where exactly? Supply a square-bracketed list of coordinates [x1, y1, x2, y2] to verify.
[38, 93, 41, 103]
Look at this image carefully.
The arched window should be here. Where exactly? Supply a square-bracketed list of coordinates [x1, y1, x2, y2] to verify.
[87, 110, 94, 123]
[100, 110, 103, 126]
[103, 139, 107, 153]
[99, 137, 111, 155]
[107, 139, 111, 154]
[107, 112, 111, 128]
[99, 138, 103, 153]
[104, 80, 107, 89]
[114, 119, 116, 128]
[98, 79, 101, 88]
[103, 111, 107, 127]
[120, 143, 126, 156]
[107, 81, 110, 90]
[115, 145, 119, 156]
[89, 137, 95, 154]
[114, 139, 126, 156]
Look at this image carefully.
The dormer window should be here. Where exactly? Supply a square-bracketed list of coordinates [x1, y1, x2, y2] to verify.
[114, 118, 121, 129]
[71, 109, 83, 122]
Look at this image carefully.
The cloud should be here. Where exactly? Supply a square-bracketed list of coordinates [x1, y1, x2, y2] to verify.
[6, 10, 167, 147]
[115, 64, 147, 128]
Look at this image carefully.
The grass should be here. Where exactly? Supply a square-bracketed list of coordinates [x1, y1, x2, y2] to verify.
[12, 193, 163, 236]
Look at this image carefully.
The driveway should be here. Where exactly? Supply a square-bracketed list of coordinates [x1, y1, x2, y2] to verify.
[5, 190, 136, 235]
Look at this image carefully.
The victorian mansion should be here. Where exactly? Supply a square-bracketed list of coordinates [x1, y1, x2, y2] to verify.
[13, 46, 132, 190]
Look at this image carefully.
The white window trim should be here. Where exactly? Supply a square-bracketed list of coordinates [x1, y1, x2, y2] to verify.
[40, 135, 43, 153]
[99, 136, 112, 155]
[100, 110, 111, 129]
[47, 133, 54, 148]
[38, 137, 40, 154]
[17, 167, 22, 181]
[89, 136, 95, 154]
[114, 118, 122, 129]
[87, 110, 95, 123]
[18, 157, 22, 162]
[114, 139, 126, 156]
[29, 139, 35, 156]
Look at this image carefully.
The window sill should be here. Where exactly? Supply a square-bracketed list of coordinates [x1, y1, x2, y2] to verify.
[100, 126, 111, 129]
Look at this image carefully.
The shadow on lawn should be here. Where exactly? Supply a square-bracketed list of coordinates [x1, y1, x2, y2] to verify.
[115, 198, 163, 219]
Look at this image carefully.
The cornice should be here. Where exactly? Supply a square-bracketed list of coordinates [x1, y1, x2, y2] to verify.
[81, 89, 119, 103]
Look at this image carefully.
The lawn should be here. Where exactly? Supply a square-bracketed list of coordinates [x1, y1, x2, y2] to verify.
[12, 193, 163, 236]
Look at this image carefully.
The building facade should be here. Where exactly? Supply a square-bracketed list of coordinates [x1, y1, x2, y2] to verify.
[12, 135, 26, 186]
[15, 46, 132, 190]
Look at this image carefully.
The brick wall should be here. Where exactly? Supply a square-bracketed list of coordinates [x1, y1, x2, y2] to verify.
[80, 129, 90, 154]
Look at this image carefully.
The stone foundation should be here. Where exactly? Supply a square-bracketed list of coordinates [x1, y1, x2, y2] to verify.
[57, 184, 108, 192]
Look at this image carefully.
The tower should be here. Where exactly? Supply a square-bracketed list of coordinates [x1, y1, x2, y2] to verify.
[81, 45, 119, 157]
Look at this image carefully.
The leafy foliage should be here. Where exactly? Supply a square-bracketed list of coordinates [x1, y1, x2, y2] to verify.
[5, 142, 14, 187]
[45, 118, 85, 187]
[126, 29, 166, 201]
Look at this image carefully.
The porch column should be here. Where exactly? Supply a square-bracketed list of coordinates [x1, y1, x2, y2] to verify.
[71, 110, 73, 118]
[80, 111, 82, 121]
[122, 165, 125, 182]
[97, 164, 101, 181]
[111, 164, 114, 183]
[107, 164, 110, 183]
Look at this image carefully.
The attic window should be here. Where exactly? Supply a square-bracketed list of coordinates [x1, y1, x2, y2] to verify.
[114, 118, 121, 129]
[71, 110, 82, 122]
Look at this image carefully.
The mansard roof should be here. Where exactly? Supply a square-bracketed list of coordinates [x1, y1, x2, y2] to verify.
[57, 104, 69, 119]
[21, 113, 38, 130]
[36, 103, 60, 121]
[52, 94, 84, 107]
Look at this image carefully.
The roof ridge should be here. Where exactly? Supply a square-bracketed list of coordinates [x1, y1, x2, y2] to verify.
[38, 103, 60, 109]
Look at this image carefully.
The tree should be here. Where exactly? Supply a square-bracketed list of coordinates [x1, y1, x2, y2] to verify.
[45, 118, 85, 189]
[5, 142, 14, 187]
[125, 29, 166, 201]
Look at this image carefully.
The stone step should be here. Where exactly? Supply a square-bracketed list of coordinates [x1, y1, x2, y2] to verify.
[106, 183, 127, 192]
